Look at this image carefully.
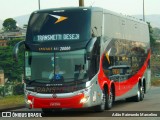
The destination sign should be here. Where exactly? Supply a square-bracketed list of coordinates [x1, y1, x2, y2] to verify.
[34, 34, 80, 42]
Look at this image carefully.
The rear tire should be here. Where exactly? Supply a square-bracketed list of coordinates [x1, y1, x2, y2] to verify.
[140, 85, 144, 101]
[105, 87, 113, 110]
[134, 84, 144, 102]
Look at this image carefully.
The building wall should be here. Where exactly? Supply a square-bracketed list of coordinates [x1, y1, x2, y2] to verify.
[0, 70, 4, 85]
[0, 40, 7, 46]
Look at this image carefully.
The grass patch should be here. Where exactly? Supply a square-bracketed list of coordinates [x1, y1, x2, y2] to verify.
[151, 80, 160, 86]
[151, 77, 160, 86]
[0, 95, 24, 108]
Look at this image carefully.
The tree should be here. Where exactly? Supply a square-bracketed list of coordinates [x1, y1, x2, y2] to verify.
[0, 38, 24, 82]
[147, 22, 156, 47]
[3, 18, 17, 31]
[153, 27, 160, 40]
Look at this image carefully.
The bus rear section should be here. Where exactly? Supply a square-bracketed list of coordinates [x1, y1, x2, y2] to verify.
[98, 9, 151, 103]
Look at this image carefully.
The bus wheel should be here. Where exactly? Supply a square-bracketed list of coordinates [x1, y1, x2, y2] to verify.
[53, 108, 62, 112]
[140, 85, 144, 101]
[94, 87, 113, 112]
[105, 87, 113, 110]
[134, 84, 144, 102]
[94, 90, 106, 112]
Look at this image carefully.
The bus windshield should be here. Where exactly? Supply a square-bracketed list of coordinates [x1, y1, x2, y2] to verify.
[25, 49, 88, 84]
[26, 9, 91, 43]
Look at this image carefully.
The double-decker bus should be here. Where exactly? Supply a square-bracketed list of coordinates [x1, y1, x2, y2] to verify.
[13, 7, 151, 112]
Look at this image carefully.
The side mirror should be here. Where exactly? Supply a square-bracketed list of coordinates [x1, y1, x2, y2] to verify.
[86, 37, 97, 60]
[13, 40, 25, 62]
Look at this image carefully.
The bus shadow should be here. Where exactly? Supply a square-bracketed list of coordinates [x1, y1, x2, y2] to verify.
[42, 99, 139, 117]
[42, 108, 97, 117]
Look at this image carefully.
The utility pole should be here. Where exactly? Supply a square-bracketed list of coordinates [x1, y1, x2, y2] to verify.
[38, 0, 40, 10]
[79, 0, 84, 6]
[143, 0, 145, 21]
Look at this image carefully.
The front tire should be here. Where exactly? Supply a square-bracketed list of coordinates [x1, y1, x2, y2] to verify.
[42, 108, 62, 114]
[42, 108, 53, 114]
[53, 108, 62, 112]
[94, 91, 106, 112]
[94, 87, 113, 112]
[105, 87, 113, 110]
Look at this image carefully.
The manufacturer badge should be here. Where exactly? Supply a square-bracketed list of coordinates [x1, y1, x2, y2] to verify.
[52, 94, 57, 98]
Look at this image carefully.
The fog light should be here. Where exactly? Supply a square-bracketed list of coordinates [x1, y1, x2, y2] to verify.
[80, 96, 89, 103]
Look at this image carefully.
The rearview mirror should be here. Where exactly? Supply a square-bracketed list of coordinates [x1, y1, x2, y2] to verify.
[13, 40, 25, 62]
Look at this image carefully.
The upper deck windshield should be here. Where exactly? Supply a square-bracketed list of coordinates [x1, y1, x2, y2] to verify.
[26, 8, 91, 43]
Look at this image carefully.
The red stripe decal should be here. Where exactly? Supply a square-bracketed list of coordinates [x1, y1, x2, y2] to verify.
[98, 50, 151, 96]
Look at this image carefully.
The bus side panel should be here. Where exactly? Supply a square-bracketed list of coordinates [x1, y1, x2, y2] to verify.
[100, 11, 151, 100]
[102, 13, 126, 97]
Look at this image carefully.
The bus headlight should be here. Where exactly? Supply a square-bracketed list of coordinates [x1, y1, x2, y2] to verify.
[80, 96, 89, 103]
[27, 100, 32, 104]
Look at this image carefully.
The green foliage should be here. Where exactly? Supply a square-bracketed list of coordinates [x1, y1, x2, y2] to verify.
[0, 83, 24, 97]
[0, 38, 24, 82]
[153, 27, 160, 40]
[13, 83, 24, 95]
[3, 18, 17, 31]
[8, 38, 24, 46]
[0, 86, 4, 97]
[147, 22, 156, 47]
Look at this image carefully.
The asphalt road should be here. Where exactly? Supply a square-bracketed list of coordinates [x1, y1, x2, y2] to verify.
[1, 86, 160, 120]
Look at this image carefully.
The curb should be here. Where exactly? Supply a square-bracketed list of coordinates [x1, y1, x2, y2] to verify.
[0, 104, 25, 112]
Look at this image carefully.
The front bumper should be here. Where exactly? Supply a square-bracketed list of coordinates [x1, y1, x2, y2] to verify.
[26, 93, 85, 109]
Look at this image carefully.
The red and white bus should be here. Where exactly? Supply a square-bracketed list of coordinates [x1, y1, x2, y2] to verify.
[14, 7, 151, 112]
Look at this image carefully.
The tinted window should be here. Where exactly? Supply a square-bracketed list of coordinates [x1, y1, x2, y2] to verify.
[102, 39, 149, 81]
[26, 9, 91, 43]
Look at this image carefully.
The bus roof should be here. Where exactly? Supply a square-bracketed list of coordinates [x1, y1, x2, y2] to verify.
[32, 7, 147, 26]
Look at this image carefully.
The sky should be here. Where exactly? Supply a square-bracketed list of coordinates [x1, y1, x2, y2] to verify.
[0, 0, 159, 20]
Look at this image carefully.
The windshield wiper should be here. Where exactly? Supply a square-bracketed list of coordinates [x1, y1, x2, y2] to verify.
[26, 79, 49, 85]
[25, 79, 39, 85]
